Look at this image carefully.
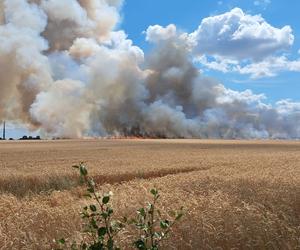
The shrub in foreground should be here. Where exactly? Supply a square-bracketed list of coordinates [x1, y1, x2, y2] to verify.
[56, 163, 184, 250]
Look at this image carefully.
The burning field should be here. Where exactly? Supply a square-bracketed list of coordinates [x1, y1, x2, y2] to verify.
[0, 139, 299, 249]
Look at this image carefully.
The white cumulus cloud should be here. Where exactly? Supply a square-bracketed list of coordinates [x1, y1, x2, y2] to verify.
[197, 55, 300, 79]
[145, 24, 177, 43]
[186, 8, 300, 78]
[189, 8, 293, 61]
[237, 56, 300, 78]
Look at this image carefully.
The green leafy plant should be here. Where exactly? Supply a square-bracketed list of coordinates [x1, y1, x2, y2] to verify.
[57, 163, 124, 250]
[130, 188, 183, 250]
[56, 163, 183, 250]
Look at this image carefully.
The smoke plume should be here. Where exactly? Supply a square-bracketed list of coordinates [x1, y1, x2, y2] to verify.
[0, 0, 299, 139]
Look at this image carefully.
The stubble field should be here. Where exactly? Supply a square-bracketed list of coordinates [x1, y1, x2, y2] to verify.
[0, 139, 299, 249]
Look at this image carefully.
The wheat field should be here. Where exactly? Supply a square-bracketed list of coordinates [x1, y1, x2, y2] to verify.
[0, 139, 299, 249]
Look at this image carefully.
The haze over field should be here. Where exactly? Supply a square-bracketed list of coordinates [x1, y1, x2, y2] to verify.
[0, 0, 300, 139]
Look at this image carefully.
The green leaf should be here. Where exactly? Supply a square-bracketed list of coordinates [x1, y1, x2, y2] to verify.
[88, 179, 95, 187]
[134, 239, 146, 250]
[90, 218, 98, 229]
[101, 212, 108, 219]
[98, 227, 107, 236]
[102, 195, 110, 204]
[89, 242, 104, 250]
[87, 187, 95, 193]
[107, 238, 114, 249]
[90, 205, 97, 212]
[79, 165, 88, 176]
[80, 211, 89, 219]
[147, 203, 154, 214]
[153, 232, 163, 240]
[107, 207, 113, 215]
[150, 189, 158, 196]
[137, 208, 146, 217]
[57, 238, 65, 244]
[160, 220, 170, 229]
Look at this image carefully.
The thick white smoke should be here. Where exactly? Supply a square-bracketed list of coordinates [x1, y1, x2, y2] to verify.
[0, 1, 300, 139]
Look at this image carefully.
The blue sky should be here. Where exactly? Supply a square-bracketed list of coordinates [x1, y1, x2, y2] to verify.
[121, 0, 300, 103]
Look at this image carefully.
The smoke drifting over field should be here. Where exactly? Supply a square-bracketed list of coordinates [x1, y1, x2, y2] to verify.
[0, 0, 300, 139]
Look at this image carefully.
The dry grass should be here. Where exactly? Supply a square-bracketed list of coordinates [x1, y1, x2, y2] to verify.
[0, 139, 300, 249]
